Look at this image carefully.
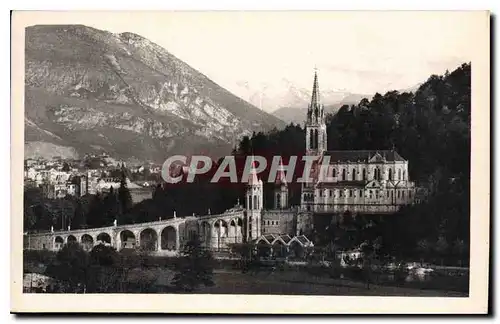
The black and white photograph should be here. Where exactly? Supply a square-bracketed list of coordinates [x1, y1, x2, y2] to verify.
[10, 10, 490, 314]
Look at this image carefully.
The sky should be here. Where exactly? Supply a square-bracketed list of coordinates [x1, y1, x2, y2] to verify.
[20, 11, 482, 111]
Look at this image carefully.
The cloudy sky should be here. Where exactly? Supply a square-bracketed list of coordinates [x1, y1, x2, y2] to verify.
[21, 11, 482, 111]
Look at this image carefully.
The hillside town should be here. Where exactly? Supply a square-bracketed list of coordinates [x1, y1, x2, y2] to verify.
[24, 154, 161, 202]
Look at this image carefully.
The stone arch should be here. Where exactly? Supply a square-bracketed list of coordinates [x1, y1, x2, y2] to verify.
[214, 220, 229, 250]
[272, 240, 287, 258]
[256, 240, 271, 258]
[120, 230, 136, 249]
[236, 218, 244, 243]
[200, 221, 211, 244]
[289, 240, 304, 259]
[214, 219, 228, 237]
[229, 219, 237, 242]
[67, 235, 77, 244]
[54, 236, 64, 249]
[140, 228, 158, 251]
[96, 232, 112, 244]
[81, 234, 94, 251]
[161, 226, 177, 250]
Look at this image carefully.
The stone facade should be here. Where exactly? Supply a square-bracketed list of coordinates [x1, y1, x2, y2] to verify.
[300, 72, 417, 215]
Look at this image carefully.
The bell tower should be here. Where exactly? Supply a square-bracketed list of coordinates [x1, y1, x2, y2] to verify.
[305, 70, 327, 155]
[274, 159, 288, 209]
[245, 156, 263, 240]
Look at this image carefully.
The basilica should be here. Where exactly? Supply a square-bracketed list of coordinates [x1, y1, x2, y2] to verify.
[239, 71, 418, 246]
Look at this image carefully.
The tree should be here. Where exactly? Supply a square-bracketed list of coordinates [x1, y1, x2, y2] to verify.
[102, 187, 120, 226]
[62, 162, 71, 172]
[452, 238, 466, 266]
[72, 200, 86, 229]
[434, 236, 450, 258]
[87, 244, 122, 293]
[416, 238, 433, 260]
[118, 170, 133, 217]
[45, 242, 89, 293]
[172, 237, 215, 292]
[86, 193, 104, 228]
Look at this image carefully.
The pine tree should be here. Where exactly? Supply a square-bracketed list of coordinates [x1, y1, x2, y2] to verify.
[118, 170, 133, 219]
[86, 193, 104, 228]
[103, 187, 120, 226]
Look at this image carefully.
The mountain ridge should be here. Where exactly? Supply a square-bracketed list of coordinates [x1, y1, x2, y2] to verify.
[25, 25, 285, 163]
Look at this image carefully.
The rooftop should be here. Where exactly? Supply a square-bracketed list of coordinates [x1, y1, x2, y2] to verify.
[324, 150, 406, 163]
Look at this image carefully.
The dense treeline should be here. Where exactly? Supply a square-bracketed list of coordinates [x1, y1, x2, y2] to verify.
[24, 64, 470, 263]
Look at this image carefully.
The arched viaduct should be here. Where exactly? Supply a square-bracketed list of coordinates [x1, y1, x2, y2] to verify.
[23, 208, 248, 255]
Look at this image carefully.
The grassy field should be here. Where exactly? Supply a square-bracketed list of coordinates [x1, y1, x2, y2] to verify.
[23, 250, 469, 296]
[124, 267, 468, 296]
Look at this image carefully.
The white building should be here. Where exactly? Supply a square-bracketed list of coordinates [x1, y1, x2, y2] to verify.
[300, 71, 417, 215]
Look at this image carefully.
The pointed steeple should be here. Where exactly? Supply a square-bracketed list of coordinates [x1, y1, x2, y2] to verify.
[275, 157, 287, 187]
[305, 68, 327, 154]
[248, 155, 260, 186]
[310, 69, 320, 108]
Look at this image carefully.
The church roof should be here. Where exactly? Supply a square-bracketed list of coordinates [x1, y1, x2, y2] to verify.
[324, 150, 406, 163]
[317, 181, 367, 188]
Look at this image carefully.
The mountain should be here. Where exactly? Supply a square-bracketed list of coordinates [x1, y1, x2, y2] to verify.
[269, 83, 422, 125]
[232, 78, 363, 112]
[271, 92, 372, 125]
[24, 25, 286, 163]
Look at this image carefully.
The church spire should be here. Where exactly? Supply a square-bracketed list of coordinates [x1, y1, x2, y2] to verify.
[305, 68, 327, 154]
[310, 69, 320, 108]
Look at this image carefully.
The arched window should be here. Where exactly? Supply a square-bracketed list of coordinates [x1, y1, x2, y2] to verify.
[248, 195, 253, 209]
[342, 169, 346, 181]
[403, 170, 406, 181]
[388, 169, 393, 181]
[276, 193, 281, 209]
[362, 169, 366, 181]
[253, 195, 258, 209]
[314, 130, 319, 149]
[309, 129, 314, 149]
[398, 169, 402, 180]
[352, 168, 356, 181]
[332, 168, 336, 177]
